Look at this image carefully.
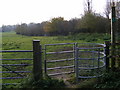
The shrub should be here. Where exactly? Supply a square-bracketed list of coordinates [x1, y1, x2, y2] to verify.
[102, 34, 110, 40]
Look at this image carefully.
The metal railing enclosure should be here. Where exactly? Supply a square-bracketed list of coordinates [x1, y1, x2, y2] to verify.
[75, 43, 106, 81]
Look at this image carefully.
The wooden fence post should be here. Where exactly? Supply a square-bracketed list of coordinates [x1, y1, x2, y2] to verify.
[33, 40, 42, 81]
[105, 41, 110, 70]
[111, 3, 116, 70]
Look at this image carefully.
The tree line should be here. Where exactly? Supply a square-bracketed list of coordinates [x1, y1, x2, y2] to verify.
[1, 1, 120, 36]
[15, 12, 110, 36]
[1, 25, 16, 32]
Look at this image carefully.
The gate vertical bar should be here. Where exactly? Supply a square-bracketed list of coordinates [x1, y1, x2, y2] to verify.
[75, 47, 79, 83]
[105, 41, 110, 70]
[73, 43, 77, 73]
[0, 32, 2, 89]
[44, 45, 47, 75]
[97, 48, 100, 76]
[33, 40, 42, 81]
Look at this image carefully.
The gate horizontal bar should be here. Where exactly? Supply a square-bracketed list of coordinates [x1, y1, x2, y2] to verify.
[78, 76, 98, 79]
[46, 50, 74, 54]
[1, 71, 31, 73]
[46, 58, 74, 63]
[1, 83, 20, 85]
[0, 50, 33, 52]
[77, 43, 106, 47]
[77, 56, 105, 60]
[1, 64, 32, 66]
[0, 58, 33, 61]
[78, 50, 105, 54]
[1, 77, 24, 79]
[77, 47, 104, 50]
[45, 43, 75, 46]
[47, 65, 74, 70]
[48, 71, 75, 76]
[78, 65, 105, 70]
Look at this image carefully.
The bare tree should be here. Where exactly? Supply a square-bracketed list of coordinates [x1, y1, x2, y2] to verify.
[104, 0, 111, 20]
[105, 0, 120, 19]
[116, 1, 120, 19]
[84, 0, 92, 14]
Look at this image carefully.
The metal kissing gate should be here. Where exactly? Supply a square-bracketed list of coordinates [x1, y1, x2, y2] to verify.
[75, 43, 106, 80]
[44, 43, 76, 77]
[1, 40, 107, 87]
[44, 43, 106, 80]
[1, 42, 106, 86]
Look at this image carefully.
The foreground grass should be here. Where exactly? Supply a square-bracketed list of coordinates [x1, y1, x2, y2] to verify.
[81, 70, 120, 88]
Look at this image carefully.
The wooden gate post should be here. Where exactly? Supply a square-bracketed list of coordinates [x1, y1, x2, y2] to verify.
[33, 40, 42, 81]
[105, 41, 110, 70]
[111, 3, 116, 70]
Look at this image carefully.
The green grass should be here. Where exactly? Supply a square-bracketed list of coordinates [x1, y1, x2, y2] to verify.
[56, 33, 110, 43]
[1, 32, 109, 88]
[2, 32, 88, 50]
[2, 32, 108, 51]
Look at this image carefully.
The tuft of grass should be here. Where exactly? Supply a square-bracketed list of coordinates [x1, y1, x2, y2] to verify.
[17, 75, 66, 89]
[75, 70, 120, 88]
[76, 78, 97, 88]
[94, 70, 120, 88]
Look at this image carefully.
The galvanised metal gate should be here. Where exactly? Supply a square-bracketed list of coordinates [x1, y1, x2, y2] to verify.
[1, 40, 42, 87]
[44, 43, 106, 80]
[75, 43, 106, 81]
[44, 43, 76, 78]
[1, 41, 107, 87]
[1, 50, 33, 86]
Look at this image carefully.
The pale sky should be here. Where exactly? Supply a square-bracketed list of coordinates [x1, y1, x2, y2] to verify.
[0, 0, 106, 27]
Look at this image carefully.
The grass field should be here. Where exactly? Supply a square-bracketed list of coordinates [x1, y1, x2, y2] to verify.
[2, 32, 84, 50]
[2, 32, 108, 50]
[1, 32, 109, 88]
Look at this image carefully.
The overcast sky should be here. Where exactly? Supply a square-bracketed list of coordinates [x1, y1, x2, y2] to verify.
[0, 0, 107, 27]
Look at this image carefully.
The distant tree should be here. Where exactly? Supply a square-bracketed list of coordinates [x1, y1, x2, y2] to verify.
[43, 21, 52, 36]
[37, 22, 45, 36]
[20, 23, 28, 35]
[50, 17, 64, 35]
[15, 23, 45, 36]
[2, 25, 7, 32]
[69, 18, 79, 34]
[27, 23, 37, 36]
[2, 25, 15, 32]
[15, 24, 21, 34]
[15, 14, 110, 36]
[77, 13, 109, 33]
[43, 17, 69, 36]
